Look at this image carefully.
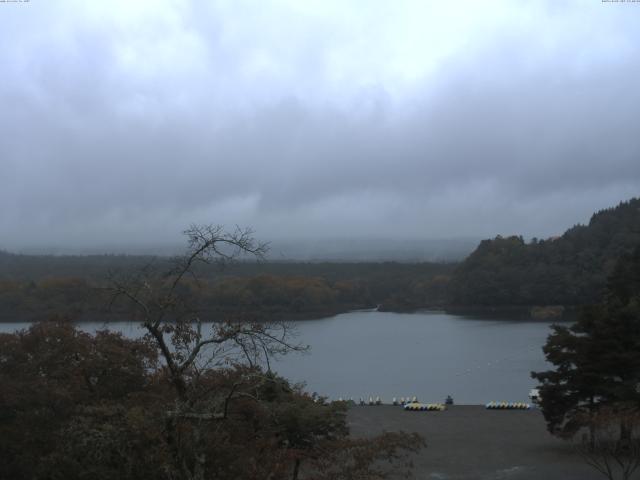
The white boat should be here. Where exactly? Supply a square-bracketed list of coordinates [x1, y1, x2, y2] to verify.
[529, 388, 541, 403]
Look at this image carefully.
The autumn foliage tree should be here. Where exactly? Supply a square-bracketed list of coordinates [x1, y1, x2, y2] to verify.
[0, 321, 422, 480]
[0, 225, 424, 480]
[0, 320, 160, 479]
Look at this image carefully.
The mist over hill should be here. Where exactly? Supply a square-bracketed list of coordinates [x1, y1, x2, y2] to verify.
[10, 237, 478, 263]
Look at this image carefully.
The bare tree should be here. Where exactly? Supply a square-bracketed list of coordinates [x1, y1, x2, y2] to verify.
[577, 405, 640, 480]
[107, 224, 306, 480]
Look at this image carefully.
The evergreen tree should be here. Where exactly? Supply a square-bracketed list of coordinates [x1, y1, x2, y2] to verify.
[452, 197, 640, 307]
[532, 245, 640, 438]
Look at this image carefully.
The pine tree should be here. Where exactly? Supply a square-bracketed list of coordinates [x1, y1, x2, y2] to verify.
[532, 245, 640, 438]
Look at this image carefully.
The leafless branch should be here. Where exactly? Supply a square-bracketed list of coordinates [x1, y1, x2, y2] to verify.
[577, 405, 640, 480]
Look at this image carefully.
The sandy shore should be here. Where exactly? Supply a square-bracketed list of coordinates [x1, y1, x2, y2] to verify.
[347, 405, 603, 480]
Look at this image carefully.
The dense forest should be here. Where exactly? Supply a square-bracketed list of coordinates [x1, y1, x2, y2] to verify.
[1, 198, 639, 321]
[449, 198, 640, 308]
[0, 252, 453, 322]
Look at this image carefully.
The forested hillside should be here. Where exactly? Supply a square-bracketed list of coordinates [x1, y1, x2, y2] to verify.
[449, 198, 640, 306]
[3, 198, 638, 318]
[0, 253, 453, 322]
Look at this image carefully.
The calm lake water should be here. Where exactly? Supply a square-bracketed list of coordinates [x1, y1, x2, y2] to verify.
[0, 310, 557, 404]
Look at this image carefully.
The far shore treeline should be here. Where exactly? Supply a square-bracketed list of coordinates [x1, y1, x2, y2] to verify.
[1, 197, 639, 322]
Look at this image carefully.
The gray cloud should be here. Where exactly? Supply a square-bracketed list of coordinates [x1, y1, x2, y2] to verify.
[1, 0, 639, 250]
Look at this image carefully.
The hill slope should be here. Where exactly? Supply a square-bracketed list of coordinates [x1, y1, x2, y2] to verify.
[449, 198, 640, 306]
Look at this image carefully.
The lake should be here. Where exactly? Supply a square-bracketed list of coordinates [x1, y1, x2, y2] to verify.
[0, 310, 558, 404]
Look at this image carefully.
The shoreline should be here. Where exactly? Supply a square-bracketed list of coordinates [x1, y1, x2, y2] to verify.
[0, 304, 577, 324]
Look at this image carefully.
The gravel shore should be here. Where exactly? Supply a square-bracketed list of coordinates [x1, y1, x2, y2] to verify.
[347, 405, 603, 480]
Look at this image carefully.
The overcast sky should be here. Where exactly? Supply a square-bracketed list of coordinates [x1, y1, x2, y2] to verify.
[1, 0, 639, 251]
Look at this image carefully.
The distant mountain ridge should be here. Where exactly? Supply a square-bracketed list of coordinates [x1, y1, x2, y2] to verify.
[449, 198, 640, 307]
